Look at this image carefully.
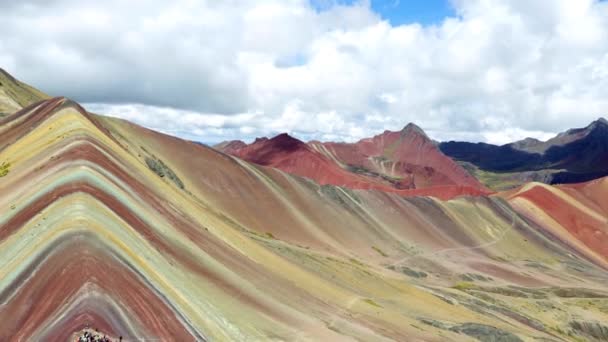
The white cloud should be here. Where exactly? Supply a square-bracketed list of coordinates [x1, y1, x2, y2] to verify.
[482, 129, 556, 146]
[2, 0, 608, 144]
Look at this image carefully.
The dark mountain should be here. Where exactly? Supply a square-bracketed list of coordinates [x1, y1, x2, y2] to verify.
[438, 141, 545, 172]
[439, 118, 608, 188]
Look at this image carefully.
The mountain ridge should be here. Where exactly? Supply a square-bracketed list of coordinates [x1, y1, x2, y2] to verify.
[218, 123, 488, 199]
[509, 117, 608, 154]
[440, 117, 608, 190]
[2, 69, 608, 341]
[0, 68, 49, 117]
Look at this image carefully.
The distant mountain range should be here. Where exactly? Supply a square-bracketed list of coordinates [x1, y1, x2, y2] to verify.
[439, 118, 608, 190]
[216, 117, 608, 192]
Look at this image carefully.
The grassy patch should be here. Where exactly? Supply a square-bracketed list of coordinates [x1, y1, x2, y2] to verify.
[387, 265, 429, 278]
[0, 161, 11, 177]
[458, 161, 561, 191]
[363, 298, 382, 308]
[346, 164, 404, 185]
[246, 229, 279, 241]
[349, 258, 365, 267]
[452, 282, 476, 291]
[145, 156, 185, 189]
[458, 162, 521, 190]
[372, 246, 388, 257]
[400, 266, 428, 278]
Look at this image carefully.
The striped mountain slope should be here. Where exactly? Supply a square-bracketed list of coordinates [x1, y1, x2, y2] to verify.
[1, 97, 608, 341]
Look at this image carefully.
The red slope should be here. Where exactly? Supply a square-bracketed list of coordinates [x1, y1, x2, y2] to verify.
[223, 132, 490, 200]
[230, 133, 391, 188]
[310, 124, 484, 190]
[506, 178, 608, 261]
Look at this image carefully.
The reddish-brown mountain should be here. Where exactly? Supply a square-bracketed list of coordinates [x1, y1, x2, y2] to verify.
[216, 124, 488, 200]
[310, 123, 484, 190]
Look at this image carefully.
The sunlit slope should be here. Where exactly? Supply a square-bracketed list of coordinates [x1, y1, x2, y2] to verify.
[103, 107, 608, 341]
[1, 97, 607, 341]
[505, 180, 608, 269]
[0, 68, 49, 117]
[309, 123, 485, 191]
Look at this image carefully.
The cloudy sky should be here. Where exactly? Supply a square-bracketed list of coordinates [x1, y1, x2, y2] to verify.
[2, 0, 608, 144]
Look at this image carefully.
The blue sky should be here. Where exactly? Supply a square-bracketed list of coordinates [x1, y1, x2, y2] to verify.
[370, 0, 455, 25]
[311, 0, 455, 26]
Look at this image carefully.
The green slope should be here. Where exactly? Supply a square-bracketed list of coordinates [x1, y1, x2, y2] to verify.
[0, 68, 49, 117]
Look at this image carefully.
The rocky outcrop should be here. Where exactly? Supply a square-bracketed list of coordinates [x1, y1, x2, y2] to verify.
[570, 320, 608, 341]
[449, 323, 523, 342]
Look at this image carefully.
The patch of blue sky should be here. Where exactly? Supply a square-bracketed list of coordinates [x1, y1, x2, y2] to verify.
[309, 0, 455, 26]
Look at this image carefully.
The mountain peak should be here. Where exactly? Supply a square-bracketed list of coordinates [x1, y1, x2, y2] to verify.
[582, 117, 608, 134]
[240, 133, 305, 154]
[400, 122, 429, 139]
[270, 133, 305, 147]
[593, 117, 608, 126]
[274, 132, 294, 139]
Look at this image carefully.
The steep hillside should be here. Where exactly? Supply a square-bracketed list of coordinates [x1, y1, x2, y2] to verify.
[310, 123, 485, 190]
[1, 96, 608, 341]
[503, 180, 608, 266]
[0, 68, 49, 117]
[213, 139, 246, 154]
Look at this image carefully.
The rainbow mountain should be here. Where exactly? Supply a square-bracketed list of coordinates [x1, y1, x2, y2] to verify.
[1, 71, 608, 341]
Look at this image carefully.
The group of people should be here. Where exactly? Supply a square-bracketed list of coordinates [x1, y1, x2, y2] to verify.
[77, 330, 122, 342]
